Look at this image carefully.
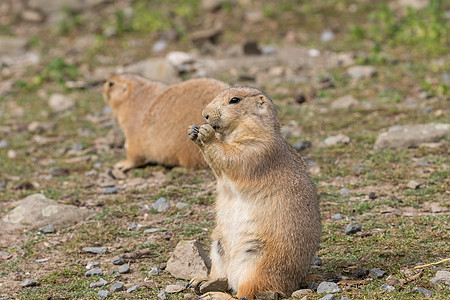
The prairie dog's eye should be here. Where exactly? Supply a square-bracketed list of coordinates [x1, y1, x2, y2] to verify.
[109, 81, 114, 87]
[229, 97, 241, 104]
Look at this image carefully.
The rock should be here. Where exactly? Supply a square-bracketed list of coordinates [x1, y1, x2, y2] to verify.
[293, 141, 312, 152]
[254, 291, 280, 299]
[86, 261, 100, 269]
[374, 123, 450, 150]
[430, 205, 442, 213]
[191, 28, 222, 45]
[331, 214, 343, 221]
[148, 266, 163, 275]
[27, 121, 55, 133]
[90, 278, 108, 288]
[345, 222, 362, 235]
[243, 41, 262, 55]
[0, 36, 27, 56]
[112, 257, 125, 265]
[317, 281, 341, 294]
[118, 263, 130, 274]
[144, 228, 159, 234]
[7, 150, 16, 159]
[21, 9, 44, 22]
[368, 192, 377, 200]
[123, 57, 179, 84]
[153, 197, 170, 213]
[127, 285, 139, 293]
[321, 30, 335, 42]
[21, 279, 39, 287]
[184, 294, 197, 300]
[406, 180, 421, 189]
[323, 134, 350, 146]
[307, 281, 320, 291]
[347, 65, 377, 79]
[0, 140, 9, 149]
[199, 278, 228, 294]
[166, 240, 211, 280]
[311, 256, 323, 266]
[0, 194, 91, 232]
[85, 268, 103, 277]
[308, 48, 321, 57]
[39, 224, 55, 234]
[370, 268, 387, 278]
[157, 290, 167, 300]
[0, 251, 10, 259]
[201, 0, 225, 12]
[48, 94, 74, 112]
[380, 284, 395, 292]
[414, 287, 432, 297]
[176, 202, 189, 209]
[83, 247, 107, 255]
[291, 289, 312, 298]
[110, 282, 124, 292]
[331, 95, 359, 110]
[152, 40, 168, 52]
[128, 222, 137, 231]
[98, 290, 109, 299]
[430, 270, 450, 286]
[165, 284, 184, 294]
[386, 275, 402, 286]
[103, 187, 118, 194]
[35, 258, 48, 263]
[340, 188, 349, 196]
[318, 294, 338, 300]
[353, 267, 369, 278]
[166, 51, 195, 72]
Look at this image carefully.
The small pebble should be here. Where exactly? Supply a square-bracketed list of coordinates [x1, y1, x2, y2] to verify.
[90, 278, 108, 288]
[39, 224, 55, 234]
[331, 214, 343, 221]
[21, 279, 39, 287]
[293, 141, 312, 152]
[144, 228, 159, 234]
[317, 281, 341, 294]
[414, 287, 432, 297]
[118, 263, 130, 274]
[85, 268, 103, 277]
[35, 258, 48, 263]
[148, 266, 163, 275]
[176, 202, 189, 209]
[83, 247, 107, 255]
[153, 197, 170, 213]
[0, 140, 10, 149]
[127, 285, 139, 293]
[104, 187, 118, 194]
[98, 290, 109, 299]
[368, 192, 377, 199]
[86, 261, 100, 269]
[370, 268, 387, 278]
[165, 284, 184, 293]
[340, 188, 349, 195]
[345, 222, 362, 235]
[112, 257, 125, 265]
[157, 290, 167, 300]
[128, 223, 137, 231]
[311, 256, 322, 266]
[380, 284, 395, 292]
[110, 282, 124, 292]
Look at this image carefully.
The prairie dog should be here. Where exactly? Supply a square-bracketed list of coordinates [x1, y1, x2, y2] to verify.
[188, 87, 321, 299]
[102, 74, 229, 170]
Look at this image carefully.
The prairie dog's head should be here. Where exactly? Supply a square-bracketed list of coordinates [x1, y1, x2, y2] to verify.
[102, 74, 142, 110]
[202, 87, 279, 135]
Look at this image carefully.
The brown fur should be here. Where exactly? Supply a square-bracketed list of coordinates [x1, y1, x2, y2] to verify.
[188, 87, 321, 299]
[102, 74, 229, 170]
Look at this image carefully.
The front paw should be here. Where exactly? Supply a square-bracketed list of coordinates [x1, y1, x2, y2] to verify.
[187, 277, 210, 294]
[198, 123, 215, 144]
[188, 124, 200, 141]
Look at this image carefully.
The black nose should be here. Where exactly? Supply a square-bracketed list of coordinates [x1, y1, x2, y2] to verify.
[205, 115, 209, 120]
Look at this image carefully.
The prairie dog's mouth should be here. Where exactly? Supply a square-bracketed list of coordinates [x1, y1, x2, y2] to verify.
[206, 121, 220, 131]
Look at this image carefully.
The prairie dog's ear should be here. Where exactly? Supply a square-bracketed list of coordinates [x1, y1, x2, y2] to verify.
[258, 95, 269, 107]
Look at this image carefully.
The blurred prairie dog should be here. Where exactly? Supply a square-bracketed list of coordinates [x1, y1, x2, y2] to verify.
[188, 87, 321, 299]
[102, 74, 229, 170]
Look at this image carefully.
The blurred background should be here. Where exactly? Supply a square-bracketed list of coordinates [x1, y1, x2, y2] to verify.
[0, 0, 449, 299]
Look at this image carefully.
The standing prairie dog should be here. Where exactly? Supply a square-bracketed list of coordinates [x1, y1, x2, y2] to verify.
[187, 87, 321, 299]
[102, 74, 229, 170]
